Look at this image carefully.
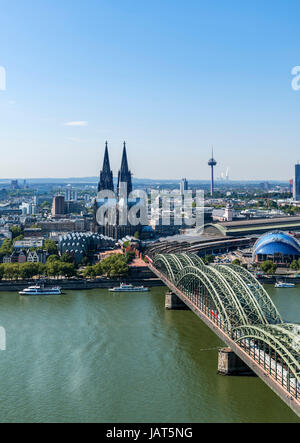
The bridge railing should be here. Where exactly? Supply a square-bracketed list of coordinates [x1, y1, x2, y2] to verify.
[235, 335, 300, 399]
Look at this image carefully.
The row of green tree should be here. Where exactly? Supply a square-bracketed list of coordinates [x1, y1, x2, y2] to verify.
[0, 260, 77, 280]
[258, 259, 300, 274]
[259, 260, 277, 275]
[82, 254, 130, 278]
[290, 259, 300, 271]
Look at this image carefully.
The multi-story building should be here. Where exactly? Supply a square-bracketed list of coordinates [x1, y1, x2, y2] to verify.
[2, 249, 48, 264]
[65, 186, 78, 202]
[64, 200, 84, 215]
[52, 195, 65, 217]
[27, 250, 48, 264]
[10, 251, 20, 263]
[180, 178, 189, 195]
[0, 189, 8, 201]
[17, 251, 27, 264]
[0, 207, 22, 216]
[19, 202, 37, 216]
[59, 232, 115, 264]
[0, 227, 12, 240]
[10, 180, 19, 190]
[39, 218, 86, 234]
[14, 238, 44, 250]
[2, 255, 11, 263]
[293, 164, 300, 202]
[24, 228, 43, 238]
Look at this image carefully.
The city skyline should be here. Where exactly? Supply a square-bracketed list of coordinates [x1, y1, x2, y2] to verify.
[0, 139, 297, 184]
[1, 1, 300, 180]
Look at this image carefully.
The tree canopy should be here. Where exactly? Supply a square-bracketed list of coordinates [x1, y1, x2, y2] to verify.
[0, 239, 13, 257]
[10, 226, 23, 240]
[81, 254, 129, 279]
[0, 261, 77, 280]
[44, 240, 58, 255]
[260, 260, 277, 275]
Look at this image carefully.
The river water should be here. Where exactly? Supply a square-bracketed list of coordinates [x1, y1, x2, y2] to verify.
[0, 285, 299, 423]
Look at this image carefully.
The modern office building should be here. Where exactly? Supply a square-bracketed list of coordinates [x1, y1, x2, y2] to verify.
[65, 186, 78, 202]
[293, 163, 300, 201]
[19, 202, 37, 215]
[51, 195, 65, 217]
[180, 178, 189, 195]
[10, 180, 19, 190]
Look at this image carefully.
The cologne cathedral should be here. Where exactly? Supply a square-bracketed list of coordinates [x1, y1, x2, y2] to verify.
[93, 142, 139, 240]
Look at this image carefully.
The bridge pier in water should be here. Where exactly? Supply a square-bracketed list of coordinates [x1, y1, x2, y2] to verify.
[165, 291, 190, 310]
[218, 348, 255, 376]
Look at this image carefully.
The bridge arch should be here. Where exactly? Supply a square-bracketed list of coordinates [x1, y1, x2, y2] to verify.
[175, 256, 249, 327]
[154, 253, 202, 281]
[154, 252, 282, 329]
[228, 264, 282, 325]
[154, 254, 179, 282]
[169, 254, 189, 271]
[214, 265, 274, 326]
[174, 265, 232, 329]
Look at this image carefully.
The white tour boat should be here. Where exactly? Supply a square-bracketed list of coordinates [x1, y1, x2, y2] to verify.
[109, 283, 149, 293]
[19, 285, 62, 296]
[274, 281, 295, 288]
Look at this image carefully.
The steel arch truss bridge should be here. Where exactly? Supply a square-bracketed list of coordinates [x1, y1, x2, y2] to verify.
[150, 253, 300, 416]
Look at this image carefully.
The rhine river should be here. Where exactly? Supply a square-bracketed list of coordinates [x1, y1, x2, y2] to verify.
[0, 285, 299, 423]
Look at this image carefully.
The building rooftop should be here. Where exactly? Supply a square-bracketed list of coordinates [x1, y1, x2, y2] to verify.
[221, 216, 300, 228]
[14, 239, 44, 249]
[204, 216, 300, 237]
[254, 232, 300, 256]
[145, 234, 253, 255]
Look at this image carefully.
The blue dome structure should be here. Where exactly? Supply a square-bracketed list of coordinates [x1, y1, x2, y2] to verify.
[253, 231, 300, 265]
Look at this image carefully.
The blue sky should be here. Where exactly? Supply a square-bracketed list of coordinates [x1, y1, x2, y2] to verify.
[0, 0, 300, 180]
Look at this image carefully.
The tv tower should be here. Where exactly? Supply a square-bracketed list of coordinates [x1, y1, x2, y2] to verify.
[208, 147, 217, 197]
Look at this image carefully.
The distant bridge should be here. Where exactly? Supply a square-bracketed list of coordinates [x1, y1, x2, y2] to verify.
[147, 253, 300, 418]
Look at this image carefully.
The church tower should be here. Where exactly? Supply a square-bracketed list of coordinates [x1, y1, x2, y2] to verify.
[94, 141, 140, 240]
[98, 141, 114, 193]
[117, 142, 132, 198]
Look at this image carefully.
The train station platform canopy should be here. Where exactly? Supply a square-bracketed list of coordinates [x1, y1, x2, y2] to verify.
[203, 216, 300, 238]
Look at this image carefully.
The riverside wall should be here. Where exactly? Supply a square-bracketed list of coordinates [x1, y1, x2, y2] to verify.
[0, 267, 163, 292]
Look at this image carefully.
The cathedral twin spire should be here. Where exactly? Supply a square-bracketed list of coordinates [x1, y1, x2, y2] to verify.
[117, 142, 132, 197]
[98, 141, 114, 193]
[98, 142, 132, 197]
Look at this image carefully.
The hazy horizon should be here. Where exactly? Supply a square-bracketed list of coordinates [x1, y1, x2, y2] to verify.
[0, 176, 290, 185]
